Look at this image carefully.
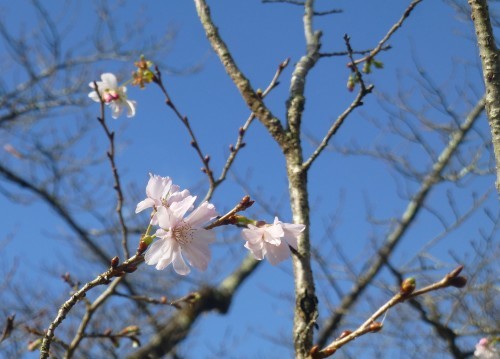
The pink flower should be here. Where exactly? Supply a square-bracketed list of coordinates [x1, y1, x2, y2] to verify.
[242, 217, 305, 265]
[144, 196, 217, 275]
[475, 338, 499, 359]
[88, 73, 136, 119]
[135, 174, 191, 224]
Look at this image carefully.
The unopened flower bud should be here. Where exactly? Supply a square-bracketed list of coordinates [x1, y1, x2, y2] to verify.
[229, 144, 234, 152]
[239, 127, 245, 136]
[110, 256, 119, 268]
[119, 325, 140, 335]
[400, 277, 416, 295]
[204, 155, 210, 163]
[368, 322, 383, 332]
[338, 330, 352, 339]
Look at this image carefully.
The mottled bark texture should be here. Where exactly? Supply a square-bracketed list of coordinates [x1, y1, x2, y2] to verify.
[194, 1, 319, 357]
[468, 0, 500, 194]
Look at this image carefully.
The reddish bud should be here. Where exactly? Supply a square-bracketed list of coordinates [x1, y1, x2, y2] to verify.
[308, 345, 320, 355]
[110, 256, 119, 268]
[338, 330, 352, 339]
[368, 322, 383, 332]
[239, 127, 245, 136]
[160, 296, 168, 304]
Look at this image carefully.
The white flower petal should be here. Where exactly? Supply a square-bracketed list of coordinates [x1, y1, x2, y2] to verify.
[183, 241, 211, 271]
[172, 251, 190, 275]
[101, 73, 118, 88]
[170, 195, 196, 219]
[185, 201, 217, 227]
[265, 241, 291, 265]
[135, 198, 156, 214]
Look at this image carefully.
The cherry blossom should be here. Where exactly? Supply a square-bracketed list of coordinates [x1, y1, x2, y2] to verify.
[474, 338, 499, 359]
[242, 217, 305, 265]
[144, 196, 217, 275]
[135, 173, 191, 224]
[88, 73, 136, 119]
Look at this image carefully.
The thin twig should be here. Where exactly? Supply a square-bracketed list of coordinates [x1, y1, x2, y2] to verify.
[203, 58, 290, 203]
[348, 0, 423, 67]
[310, 266, 467, 358]
[153, 68, 216, 191]
[39, 254, 144, 359]
[93, 81, 130, 259]
[315, 97, 485, 347]
[303, 35, 374, 171]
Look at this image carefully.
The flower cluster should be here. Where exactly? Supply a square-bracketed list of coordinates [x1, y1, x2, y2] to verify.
[136, 174, 306, 274]
[88, 73, 136, 119]
[136, 174, 217, 275]
[241, 217, 305, 265]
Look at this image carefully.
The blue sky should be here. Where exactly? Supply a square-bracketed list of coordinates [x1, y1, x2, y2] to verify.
[1, 0, 498, 358]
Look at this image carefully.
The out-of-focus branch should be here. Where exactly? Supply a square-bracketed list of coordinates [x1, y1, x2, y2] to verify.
[40, 254, 145, 359]
[193, 0, 288, 149]
[126, 254, 260, 359]
[468, 0, 500, 194]
[64, 278, 123, 359]
[316, 97, 485, 347]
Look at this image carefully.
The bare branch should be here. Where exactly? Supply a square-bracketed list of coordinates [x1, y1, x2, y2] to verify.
[316, 97, 485, 347]
[468, 0, 500, 194]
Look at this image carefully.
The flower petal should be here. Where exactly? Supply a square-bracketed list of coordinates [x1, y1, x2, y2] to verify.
[265, 241, 291, 265]
[101, 73, 118, 88]
[172, 251, 190, 275]
[185, 201, 217, 227]
[135, 198, 156, 214]
[183, 241, 211, 271]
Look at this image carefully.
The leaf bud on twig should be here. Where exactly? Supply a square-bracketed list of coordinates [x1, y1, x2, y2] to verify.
[400, 277, 416, 296]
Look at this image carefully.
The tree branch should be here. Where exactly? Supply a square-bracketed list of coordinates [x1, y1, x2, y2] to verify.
[316, 97, 485, 347]
[468, 0, 500, 194]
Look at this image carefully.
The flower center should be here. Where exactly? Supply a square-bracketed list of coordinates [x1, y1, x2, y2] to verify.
[103, 90, 120, 103]
[172, 221, 194, 246]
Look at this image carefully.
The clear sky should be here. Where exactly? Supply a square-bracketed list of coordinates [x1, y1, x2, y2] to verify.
[1, 0, 498, 358]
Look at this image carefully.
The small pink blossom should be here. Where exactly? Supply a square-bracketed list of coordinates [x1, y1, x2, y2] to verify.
[242, 217, 305, 265]
[475, 338, 499, 359]
[136, 173, 191, 224]
[144, 196, 217, 275]
[88, 73, 136, 119]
